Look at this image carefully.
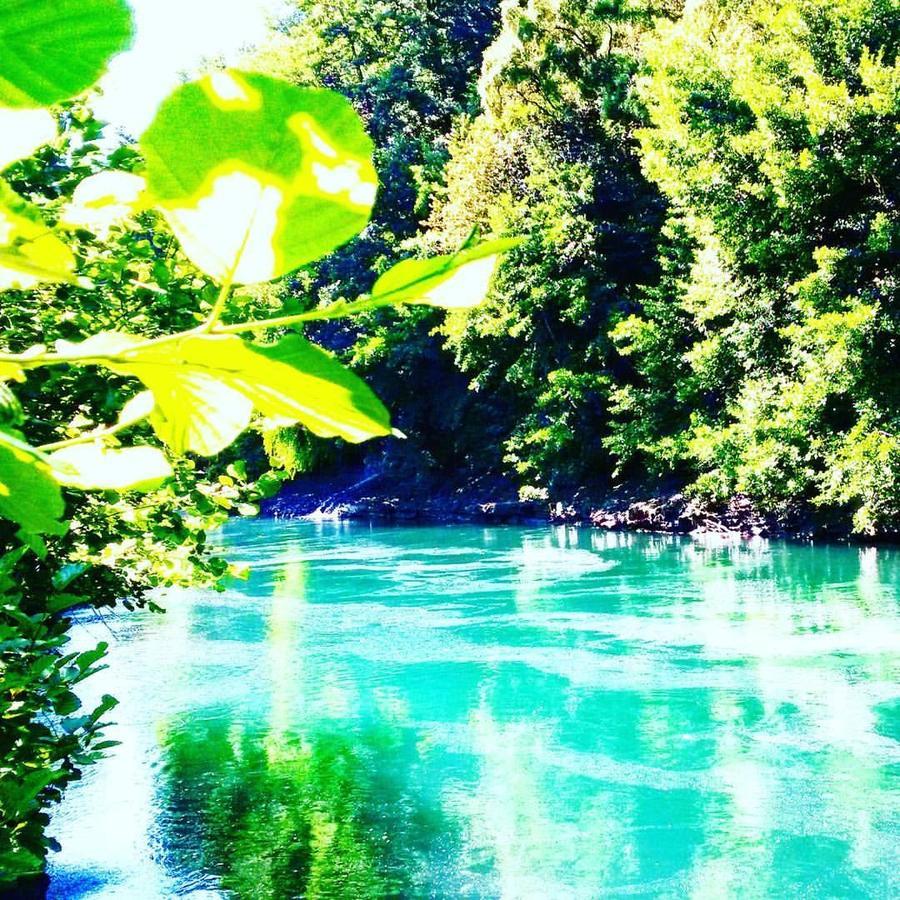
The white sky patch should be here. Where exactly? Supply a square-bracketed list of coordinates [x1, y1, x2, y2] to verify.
[0, 108, 56, 170]
[95, 0, 290, 136]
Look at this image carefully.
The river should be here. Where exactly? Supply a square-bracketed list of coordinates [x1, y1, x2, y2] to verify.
[47, 521, 900, 898]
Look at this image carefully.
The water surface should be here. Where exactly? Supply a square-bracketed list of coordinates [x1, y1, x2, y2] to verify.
[48, 522, 900, 898]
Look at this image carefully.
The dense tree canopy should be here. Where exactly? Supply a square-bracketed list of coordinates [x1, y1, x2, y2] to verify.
[257, 0, 898, 532]
[619, 0, 900, 530]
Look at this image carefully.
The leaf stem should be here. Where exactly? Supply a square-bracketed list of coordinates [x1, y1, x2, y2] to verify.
[201, 214, 261, 332]
[202, 280, 234, 333]
[38, 414, 149, 453]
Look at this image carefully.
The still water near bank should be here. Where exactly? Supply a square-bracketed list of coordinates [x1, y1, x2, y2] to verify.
[48, 522, 899, 898]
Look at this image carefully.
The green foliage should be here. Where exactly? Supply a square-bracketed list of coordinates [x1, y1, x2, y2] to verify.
[0, 72, 507, 533]
[0, 547, 117, 881]
[0, 181, 76, 288]
[418, 0, 670, 496]
[817, 419, 900, 534]
[158, 718, 460, 898]
[0, 430, 64, 534]
[614, 0, 900, 529]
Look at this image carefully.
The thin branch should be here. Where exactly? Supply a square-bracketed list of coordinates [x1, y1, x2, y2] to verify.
[38, 413, 148, 452]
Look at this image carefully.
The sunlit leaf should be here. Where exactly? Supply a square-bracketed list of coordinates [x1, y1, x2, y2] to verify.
[0, 428, 65, 534]
[115, 390, 155, 428]
[0, 361, 24, 382]
[0, 0, 133, 109]
[50, 444, 172, 492]
[370, 239, 522, 309]
[60, 332, 391, 455]
[140, 70, 377, 284]
[53, 328, 392, 456]
[61, 171, 147, 236]
[225, 334, 391, 441]
[0, 108, 55, 170]
[131, 366, 253, 458]
[0, 182, 76, 288]
[57, 332, 249, 455]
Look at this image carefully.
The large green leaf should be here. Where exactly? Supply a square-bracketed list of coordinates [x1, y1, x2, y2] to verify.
[227, 335, 392, 440]
[118, 350, 253, 457]
[50, 444, 172, 492]
[0, 182, 76, 288]
[0, 0, 133, 109]
[370, 239, 522, 308]
[140, 71, 378, 285]
[71, 332, 392, 456]
[0, 429, 65, 534]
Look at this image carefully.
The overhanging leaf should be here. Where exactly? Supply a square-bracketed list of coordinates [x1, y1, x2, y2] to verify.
[370, 238, 522, 309]
[124, 359, 253, 458]
[228, 335, 392, 441]
[0, 0, 133, 109]
[0, 428, 65, 534]
[0, 362, 24, 382]
[140, 71, 377, 284]
[56, 332, 391, 455]
[50, 444, 172, 492]
[0, 182, 76, 288]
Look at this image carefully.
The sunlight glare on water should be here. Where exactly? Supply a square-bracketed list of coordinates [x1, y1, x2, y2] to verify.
[48, 522, 900, 898]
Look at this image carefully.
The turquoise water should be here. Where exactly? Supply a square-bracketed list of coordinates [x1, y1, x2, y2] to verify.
[48, 522, 899, 898]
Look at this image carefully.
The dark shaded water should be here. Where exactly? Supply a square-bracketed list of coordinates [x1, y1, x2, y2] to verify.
[48, 522, 899, 897]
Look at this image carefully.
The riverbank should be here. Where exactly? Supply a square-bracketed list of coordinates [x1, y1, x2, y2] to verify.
[262, 470, 869, 542]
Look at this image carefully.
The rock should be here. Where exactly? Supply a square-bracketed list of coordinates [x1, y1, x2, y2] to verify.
[477, 500, 543, 523]
[549, 502, 580, 524]
[589, 509, 624, 529]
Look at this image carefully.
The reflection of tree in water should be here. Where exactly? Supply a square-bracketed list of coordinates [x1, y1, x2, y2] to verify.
[156, 717, 460, 898]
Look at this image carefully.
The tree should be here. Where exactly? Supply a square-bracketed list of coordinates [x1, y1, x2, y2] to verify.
[419, 0, 674, 497]
[614, 0, 900, 531]
[248, 0, 503, 484]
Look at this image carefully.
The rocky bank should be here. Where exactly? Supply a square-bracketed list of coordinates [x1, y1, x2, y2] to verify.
[262, 470, 861, 541]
